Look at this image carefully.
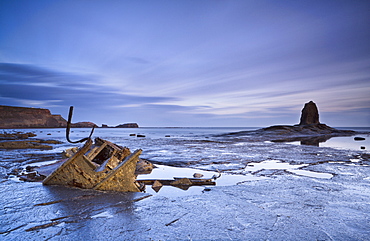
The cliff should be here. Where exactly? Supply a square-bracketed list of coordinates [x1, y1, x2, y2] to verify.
[0, 105, 97, 128]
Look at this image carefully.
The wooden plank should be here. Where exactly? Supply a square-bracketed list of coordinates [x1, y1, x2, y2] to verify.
[86, 142, 107, 160]
[93, 149, 142, 192]
[43, 139, 93, 184]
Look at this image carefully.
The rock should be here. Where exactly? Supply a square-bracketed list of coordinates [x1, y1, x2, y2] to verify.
[0, 132, 36, 140]
[129, 134, 136, 136]
[115, 123, 139, 128]
[152, 180, 163, 192]
[0, 136, 62, 149]
[361, 146, 366, 150]
[193, 173, 204, 178]
[101, 124, 109, 128]
[135, 159, 154, 175]
[0, 140, 53, 149]
[354, 137, 366, 141]
[137, 135, 146, 138]
[299, 101, 320, 125]
[62, 147, 79, 158]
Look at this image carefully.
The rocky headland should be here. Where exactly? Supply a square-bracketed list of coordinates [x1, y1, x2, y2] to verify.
[0, 105, 97, 128]
[221, 101, 364, 145]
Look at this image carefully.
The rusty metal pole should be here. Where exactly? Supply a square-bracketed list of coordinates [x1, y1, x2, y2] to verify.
[66, 106, 95, 143]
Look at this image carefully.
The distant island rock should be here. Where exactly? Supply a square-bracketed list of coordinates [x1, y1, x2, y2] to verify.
[100, 123, 139, 128]
[115, 123, 139, 128]
[221, 101, 362, 146]
[0, 105, 97, 128]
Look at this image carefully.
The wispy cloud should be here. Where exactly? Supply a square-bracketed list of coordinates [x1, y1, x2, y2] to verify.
[1, 1, 369, 126]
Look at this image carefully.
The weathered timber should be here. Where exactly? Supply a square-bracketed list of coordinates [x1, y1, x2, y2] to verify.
[43, 137, 141, 192]
[93, 150, 142, 192]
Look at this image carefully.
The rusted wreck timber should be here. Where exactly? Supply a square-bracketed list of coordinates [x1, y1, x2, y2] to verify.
[43, 137, 142, 192]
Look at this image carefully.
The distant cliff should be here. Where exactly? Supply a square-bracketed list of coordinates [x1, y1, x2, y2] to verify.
[0, 105, 97, 128]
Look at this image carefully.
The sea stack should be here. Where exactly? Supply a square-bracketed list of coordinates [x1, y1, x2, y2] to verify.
[299, 101, 320, 125]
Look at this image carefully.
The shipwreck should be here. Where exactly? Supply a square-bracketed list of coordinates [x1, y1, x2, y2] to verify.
[43, 137, 144, 192]
[42, 107, 215, 193]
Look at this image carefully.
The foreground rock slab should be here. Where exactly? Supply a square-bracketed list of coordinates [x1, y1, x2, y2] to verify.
[1, 166, 369, 240]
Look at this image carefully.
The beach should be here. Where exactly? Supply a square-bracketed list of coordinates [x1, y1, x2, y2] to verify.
[1, 127, 370, 240]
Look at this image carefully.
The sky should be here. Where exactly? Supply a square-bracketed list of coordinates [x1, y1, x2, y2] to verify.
[0, 0, 369, 127]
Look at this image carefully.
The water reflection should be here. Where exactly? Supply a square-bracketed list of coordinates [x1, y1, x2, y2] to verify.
[271, 135, 333, 146]
[273, 135, 369, 151]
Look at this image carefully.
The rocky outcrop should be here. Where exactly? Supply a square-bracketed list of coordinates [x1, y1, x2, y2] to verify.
[299, 101, 320, 125]
[220, 101, 361, 146]
[115, 123, 139, 128]
[0, 105, 97, 128]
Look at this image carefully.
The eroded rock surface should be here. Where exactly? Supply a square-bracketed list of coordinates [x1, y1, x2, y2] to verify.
[299, 100, 320, 125]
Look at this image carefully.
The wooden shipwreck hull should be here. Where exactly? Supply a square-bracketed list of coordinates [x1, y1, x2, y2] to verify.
[43, 137, 142, 192]
[40, 107, 216, 193]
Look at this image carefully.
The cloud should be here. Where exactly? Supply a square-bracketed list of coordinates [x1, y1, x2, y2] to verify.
[1, 1, 370, 126]
[0, 63, 177, 110]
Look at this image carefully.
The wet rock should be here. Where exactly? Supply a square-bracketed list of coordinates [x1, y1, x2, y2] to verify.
[152, 180, 163, 192]
[360, 146, 366, 150]
[129, 134, 136, 136]
[0, 131, 37, 140]
[354, 137, 366, 141]
[0, 140, 52, 149]
[62, 147, 79, 158]
[42, 140, 62, 144]
[135, 159, 154, 175]
[193, 173, 204, 178]
[0, 139, 62, 149]
[19, 172, 45, 182]
[299, 101, 320, 125]
[137, 135, 146, 138]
